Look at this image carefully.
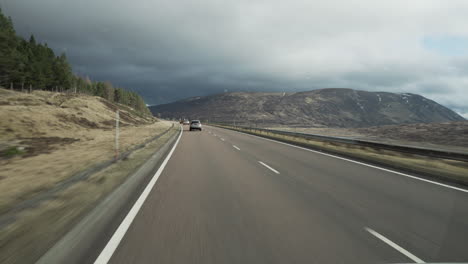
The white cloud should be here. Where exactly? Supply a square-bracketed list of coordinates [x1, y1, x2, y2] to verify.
[3, 0, 468, 109]
[458, 113, 468, 119]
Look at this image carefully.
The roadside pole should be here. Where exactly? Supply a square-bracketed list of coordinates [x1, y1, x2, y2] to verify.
[115, 110, 120, 160]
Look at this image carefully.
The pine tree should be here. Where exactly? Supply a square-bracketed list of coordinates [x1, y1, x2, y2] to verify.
[0, 9, 18, 86]
[53, 53, 72, 90]
[0, 8, 151, 115]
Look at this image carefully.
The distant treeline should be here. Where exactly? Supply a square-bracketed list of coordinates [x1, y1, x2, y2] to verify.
[0, 9, 150, 115]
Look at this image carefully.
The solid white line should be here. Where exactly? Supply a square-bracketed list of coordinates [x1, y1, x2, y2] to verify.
[213, 127, 468, 193]
[365, 227, 425, 263]
[258, 161, 280, 174]
[233, 145, 240, 151]
[94, 126, 183, 264]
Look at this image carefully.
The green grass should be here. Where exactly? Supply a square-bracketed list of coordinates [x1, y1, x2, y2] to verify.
[2, 147, 25, 158]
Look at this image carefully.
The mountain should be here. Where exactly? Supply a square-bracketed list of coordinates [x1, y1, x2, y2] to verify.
[149, 88, 465, 127]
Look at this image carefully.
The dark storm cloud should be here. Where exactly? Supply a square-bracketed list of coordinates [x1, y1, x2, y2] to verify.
[2, 0, 468, 117]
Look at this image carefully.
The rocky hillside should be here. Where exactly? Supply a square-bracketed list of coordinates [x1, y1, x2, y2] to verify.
[150, 88, 464, 127]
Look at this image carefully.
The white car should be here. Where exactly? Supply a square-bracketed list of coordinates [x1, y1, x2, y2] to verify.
[189, 120, 202, 131]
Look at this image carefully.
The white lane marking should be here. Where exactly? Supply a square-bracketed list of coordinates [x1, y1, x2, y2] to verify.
[94, 126, 183, 264]
[233, 145, 240, 151]
[258, 161, 280, 174]
[220, 138, 225, 141]
[365, 227, 425, 263]
[213, 127, 468, 194]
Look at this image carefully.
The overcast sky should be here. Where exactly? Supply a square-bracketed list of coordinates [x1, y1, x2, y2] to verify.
[2, 0, 468, 116]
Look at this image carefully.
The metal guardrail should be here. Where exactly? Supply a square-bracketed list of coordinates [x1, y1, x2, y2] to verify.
[212, 124, 468, 162]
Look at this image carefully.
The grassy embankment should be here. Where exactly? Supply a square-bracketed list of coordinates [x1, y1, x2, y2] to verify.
[0, 88, 178, 264]
[270, 123, 468, 153]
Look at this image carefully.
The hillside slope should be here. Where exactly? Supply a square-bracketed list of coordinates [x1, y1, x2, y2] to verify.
[0, 88, 170, 213]
[0, 88, 177, 264]
[150, 88, 464, 127]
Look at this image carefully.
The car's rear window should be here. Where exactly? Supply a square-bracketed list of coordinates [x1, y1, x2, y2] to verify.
[191, 120, 200, 123]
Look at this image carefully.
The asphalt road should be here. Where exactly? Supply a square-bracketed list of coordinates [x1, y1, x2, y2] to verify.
[103, 125, 468, 264]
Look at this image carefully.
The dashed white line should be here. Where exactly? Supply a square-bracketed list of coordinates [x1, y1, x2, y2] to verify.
[233, 145, 240, 151]
[365, 227, 425, 263]
[220, 138, 225, 141]
[258, 161, 280, 174]
[216, 127, 468, 194]
[94, 127, 183, 264]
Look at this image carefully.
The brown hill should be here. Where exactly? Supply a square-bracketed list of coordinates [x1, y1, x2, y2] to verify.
[0, 88, 170, 213]
[150, 88, 464, 127]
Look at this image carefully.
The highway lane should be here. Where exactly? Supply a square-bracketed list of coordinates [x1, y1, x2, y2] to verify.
[103, 125, 468, 263]
[205, 126, 468, 262]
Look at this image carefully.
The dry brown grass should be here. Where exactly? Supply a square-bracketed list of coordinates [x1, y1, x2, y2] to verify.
[0, 88, 180, 263]
[0, 88, 170, 213]
[270, 123, 468, 153]
[0, 126, 179, 264]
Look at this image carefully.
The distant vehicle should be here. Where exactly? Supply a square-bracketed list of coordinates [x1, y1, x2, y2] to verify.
[183, 119, 190, 125]
[190, 120, 202, 131]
